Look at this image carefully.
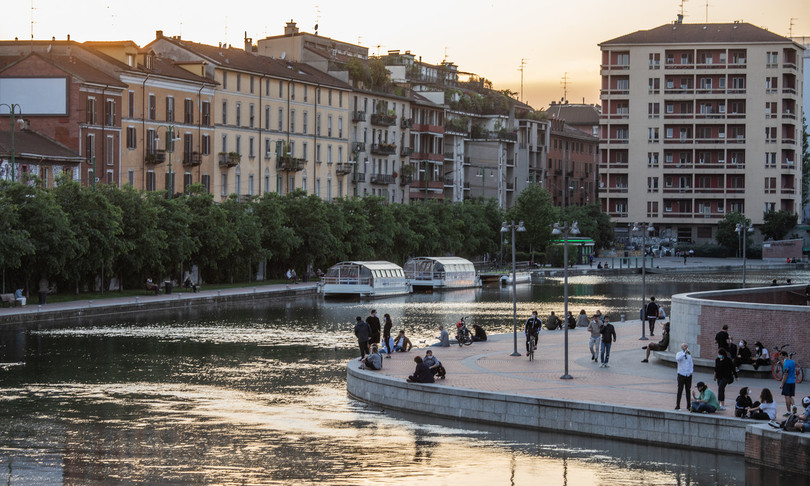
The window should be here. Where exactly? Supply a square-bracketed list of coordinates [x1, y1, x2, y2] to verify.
[202, 102, 211, 125]
[265, 138, 272, 158]
[648, 53, 660, 68]
[166, 96, 174, 122]
[266, 79, 270, 96]
[328, 89, 333, 106]
[184, 172, 193, 193]
[202, 174, 210, 193]
[765, 102, 777, 118]
[648, 78, 660, 93]
[316, 143, 321, 163]
[338, 146, 343, 163]
[146, 129, 156, 154]
[279, 80, 283, 98]
[647, 152, 659, 167]
[86, 97, 97, 124]
[105, 99, 115, 126]
[290, 109, 296, 132]
[303, 112, 308, 134]
[616, 79, 629, 91]
[202, 134, 210, 155]
[250, 76, 254, 94]
[265, 106, 270, 129]
[236, 102, 241, 127]
[126, 127, 136, 149]
[765, 152, 776, 168]
[249, 174, 254, 195]
[303, 86, 308, 102]
[647, 127, 659, 141]
[221, 173, 228, 197]
[278, 108, 283, 131]
[127, 169, 134, 186]
[106, 135, 114, 165]
[146, 171, 156, 191]
[86, 133, 95, 160]
[249, 104, 255, 128]
[338, 117, 343, 138]
[317, 114, 322, 136]
[222, 72, 227, 89]
[616, 53, 629, 66]
[647, 201, 659, 218]
[184, 99, 194, 124]
[222, 100, 228, 124]
[249, 136, 255, 158]
[766, 77, 778, 93]
[765, 127, 777, 143]
[236, 135, 242, 155]
[327, 145, 332, 164]
[236, 73, 241, 92]
[648, 103, 659, 118]
[327, 115, 332, 137]
[290, 82, 295, 100]
[302, 142, 307, 161]
[766, 51, 778, 67]
[128, 91, 134, 118]
[765, 177, 776, 193]
[221, 134, 228, 153]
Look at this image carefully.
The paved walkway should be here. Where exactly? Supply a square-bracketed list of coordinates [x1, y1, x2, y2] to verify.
[373, 320, 809, 417]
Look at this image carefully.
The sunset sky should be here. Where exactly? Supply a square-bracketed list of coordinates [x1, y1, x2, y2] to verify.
[2, 0, 807, 109]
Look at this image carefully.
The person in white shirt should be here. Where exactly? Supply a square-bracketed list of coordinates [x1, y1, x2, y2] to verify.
[675, 343, 694, 410]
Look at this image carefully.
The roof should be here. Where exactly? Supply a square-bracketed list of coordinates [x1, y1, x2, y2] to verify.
[137, 56, 216, 85]
[407, 256, 474, 266]
[0, 129, 83, 161]
[0, 52, 125, 88]
[550, 120, 599, 142]
[546, 103, 600, 126]
[331, 261, 404, 271]
[146, 36, 351, 89]
[601, 22, 797, 46]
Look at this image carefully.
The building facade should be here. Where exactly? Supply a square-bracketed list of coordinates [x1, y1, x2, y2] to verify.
[599, 20, 804, 243]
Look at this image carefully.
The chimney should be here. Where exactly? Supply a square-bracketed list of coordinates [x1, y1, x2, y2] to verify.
[156, 30, 164, 38]
[284, 21, 299, 36]
[676, 14, 683, 24]
[244, 32, 253, 52]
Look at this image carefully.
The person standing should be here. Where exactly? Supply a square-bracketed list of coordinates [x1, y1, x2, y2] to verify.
[366, 309, 381, 347]
[587, 315, 602, 362]
[599, 316, 616, 368]
[714, 324, 730, 354]
[675, 343, 694, 410]
[645, 296, 659, 336]
[779, 350, 797, 415]
[353, 316, 371, 359]
[714, 348, 734, 410]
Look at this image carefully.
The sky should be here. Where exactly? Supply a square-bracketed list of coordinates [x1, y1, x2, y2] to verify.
[1, 0, 808, 109]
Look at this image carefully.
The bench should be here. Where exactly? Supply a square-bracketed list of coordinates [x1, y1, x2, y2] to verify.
[0, 293, 22, 307]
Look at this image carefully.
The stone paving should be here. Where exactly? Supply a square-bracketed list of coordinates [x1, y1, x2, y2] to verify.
[371, 320, 810, 417]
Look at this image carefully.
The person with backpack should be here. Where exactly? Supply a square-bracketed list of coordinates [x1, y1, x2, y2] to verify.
[599, 316, 616, 368]
[645, 297, 659, 336]
[423, 349, 446, 379]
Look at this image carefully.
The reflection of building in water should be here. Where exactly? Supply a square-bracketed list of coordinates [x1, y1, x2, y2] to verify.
[0, 329, 26, 363]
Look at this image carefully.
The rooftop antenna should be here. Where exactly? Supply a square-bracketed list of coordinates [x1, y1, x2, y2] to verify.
[30, 0, 37, 43]
[357, 36, 363, 45]
[679, 0, 688, 19]
[789, 17, 797, 37]
[704, 0, 711, 23]
[444, 46, 448, 62]
[518, 58, 528, 103]
[560, 72, 570, 103]
[375, 44, 382, 56]
[314, 5, 320, 35]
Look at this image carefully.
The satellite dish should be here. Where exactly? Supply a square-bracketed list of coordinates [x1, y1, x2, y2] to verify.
[281, 51, 286, 60]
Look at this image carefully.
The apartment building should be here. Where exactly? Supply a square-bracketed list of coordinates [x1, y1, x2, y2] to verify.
[600, 20, 804, 243]
[147, 31, 351, 201]
[546, 118, 599, 207]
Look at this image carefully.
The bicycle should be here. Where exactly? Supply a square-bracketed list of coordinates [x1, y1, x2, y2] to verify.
[771, 344, 804, 384]
[455, 317, 473, 346]
[526, 332, 537, 361]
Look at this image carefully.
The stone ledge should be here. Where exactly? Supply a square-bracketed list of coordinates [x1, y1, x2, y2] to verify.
[745, 423, 810, 475]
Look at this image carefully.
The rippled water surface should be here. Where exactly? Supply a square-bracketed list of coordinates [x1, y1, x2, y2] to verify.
[1, 269, 809, 485]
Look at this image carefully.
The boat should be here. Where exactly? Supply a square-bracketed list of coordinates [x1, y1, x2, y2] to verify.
[404, 257, 480, 290]
[320, 261, 410, 298]
[499, 272, 532, 285]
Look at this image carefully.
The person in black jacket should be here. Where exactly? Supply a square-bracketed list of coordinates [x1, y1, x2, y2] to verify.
[472, 324, 487, 342]
[714, 348, 735, 410]
[407, 356, 435, 383]
[599, 317, 617, 368]
[366, 309, 381, 347]
[353, 316, 371, 359]
[645, 297, 659, 336]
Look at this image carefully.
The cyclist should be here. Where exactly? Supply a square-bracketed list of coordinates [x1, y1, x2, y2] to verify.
[525, 311, 542, 353]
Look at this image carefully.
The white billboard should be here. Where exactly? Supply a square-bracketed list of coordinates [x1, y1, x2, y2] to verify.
[0, 77, 68, 115]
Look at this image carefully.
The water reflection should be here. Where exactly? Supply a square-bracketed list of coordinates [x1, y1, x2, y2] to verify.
[0, 269, 809, 484]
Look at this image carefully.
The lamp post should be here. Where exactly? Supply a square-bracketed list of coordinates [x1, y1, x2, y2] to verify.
[155, 125, 178, 199]
[502, 220, 526, 357]
[632, 223, 655, 340]
[552, 220, 580, 379]
[1, 103, 21, 182]
[735, 219, 753, 288]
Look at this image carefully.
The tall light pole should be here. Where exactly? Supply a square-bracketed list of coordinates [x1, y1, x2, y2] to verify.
[155, 125, 178, 199]
[502, 220, 526, 357]
[1, 103, 21, 182]
[735, 219, 753, 288]
[632, 223, 655, 341]
[552, 220, 580, 379]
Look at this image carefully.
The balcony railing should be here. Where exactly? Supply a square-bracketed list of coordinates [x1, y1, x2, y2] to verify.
[335, 163, 354, 175]
[443, 151, 454, 160]
[371, 143, 397, 155]
[145, 150, 166, 164]
[219, 152, 241, 168]
[370, 173, 396, 185]
[400, 118, 413, 129]
[400, 146, 413, 157]
[399, 175, 413, 186]
[352, 111, 366, 122]
[277, 155, 305, 171]
[183, 152, 202, 166]
[370, 113, 397, 126]
[444, 175, 454, 185]
[352, 142, 366, 153]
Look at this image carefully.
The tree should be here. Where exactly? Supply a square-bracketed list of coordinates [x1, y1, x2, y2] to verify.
[716, 212, 750, 254]
[560, 204, 614, 250]
[0, 185, 34, 274]
[761, 210, 798, 241]
[507, 185, 557, 258]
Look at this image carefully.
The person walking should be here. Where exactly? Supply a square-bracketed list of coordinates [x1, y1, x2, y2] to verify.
[599, 317, 616, 368]
[645, 296, 659, 336]
[714, 348, 735, 410]
[353, 316, 371, 360]
[366, 309, 381, 347]
[675, 343, 694, 410]
[715, 324, 730, 354]
[587, 315, 602, 362]
[779, 350, 797, 416]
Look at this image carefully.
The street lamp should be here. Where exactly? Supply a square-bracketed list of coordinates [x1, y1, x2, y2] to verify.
[552, 220, 580, 379]
[154, 125, 179, 199]
[632, 223, 655, 341]
[0, 103, 21, 182]
[502, 220, 526, 357]
[735, 219, 754, 288]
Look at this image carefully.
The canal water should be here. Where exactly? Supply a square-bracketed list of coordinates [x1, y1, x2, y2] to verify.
[1, 269, 808, 485]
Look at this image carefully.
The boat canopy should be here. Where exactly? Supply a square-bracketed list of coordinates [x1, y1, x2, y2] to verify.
[404, 257, 476, 278]
[325, 261, 405, 280]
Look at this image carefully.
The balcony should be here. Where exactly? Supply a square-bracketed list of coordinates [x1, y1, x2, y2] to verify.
[506, 158, 515, 167]
[277, 155, 305, 171]
[399, 175, 413, 186]
[370, 173, 396, 185]
[335, 163, 354, 175]
[371, 143, 397, 155]
[400, 146, 413, 157]
[506, 182, 514, 191]
[353, 172, 366, 183]
[443, 151, 454, 160]
[352, 111, 366, 122]
[183, 152, 202, 167]
[444, 175, 454, 186]
[400, 118, 413, 129]
[352, 142, 366, 153]
[219, 152, 241, 168]
[145, 150, 166, 164]
[370, 113, 396, 126]
[781, 187, 796, 194]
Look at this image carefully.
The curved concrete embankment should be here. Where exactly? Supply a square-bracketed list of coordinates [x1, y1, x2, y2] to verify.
[347, 360, 748, 454]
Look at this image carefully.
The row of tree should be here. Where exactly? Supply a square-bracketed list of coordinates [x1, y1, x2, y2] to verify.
[1, 179, 613, 295]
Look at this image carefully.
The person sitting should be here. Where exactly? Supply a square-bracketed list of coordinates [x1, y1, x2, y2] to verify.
[752, 342, 770, 370]
[381, 335, 395, 356]
[13, 289, 26, 306]
[790, 396, 810, 433]
[641, 322, 670, 362]
[748, 388, 777, 420]
[406, 356, 435, 383]
[690, 381, 720, 413]
[362, 345, 383, 370]
[734, 340, 752, 372]
[423, 350, 446, 379]
[566, 311, 577, 329]
[145, 278, 160, 295]
[546, 311, 561, 330]
[735, 387, 754, 418]
[393, 330, 412, 352]
[183, 275, 198, 292]
[472, 324, 487, 342]
[437, 325, 450, 347]
[597, 262, 603, 269]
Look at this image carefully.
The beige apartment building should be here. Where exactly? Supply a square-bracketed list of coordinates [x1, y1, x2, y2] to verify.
[599, 20, 804, 243]
[146, 31, 351, 201]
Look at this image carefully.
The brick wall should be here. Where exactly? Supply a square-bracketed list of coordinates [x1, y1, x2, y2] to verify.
[745, 424, 810, 477]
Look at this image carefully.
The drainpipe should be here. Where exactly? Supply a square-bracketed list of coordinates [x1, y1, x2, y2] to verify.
[258, 76, 264, 196]
[141, 74, 151, 190]
[197, 83, 205, 185]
